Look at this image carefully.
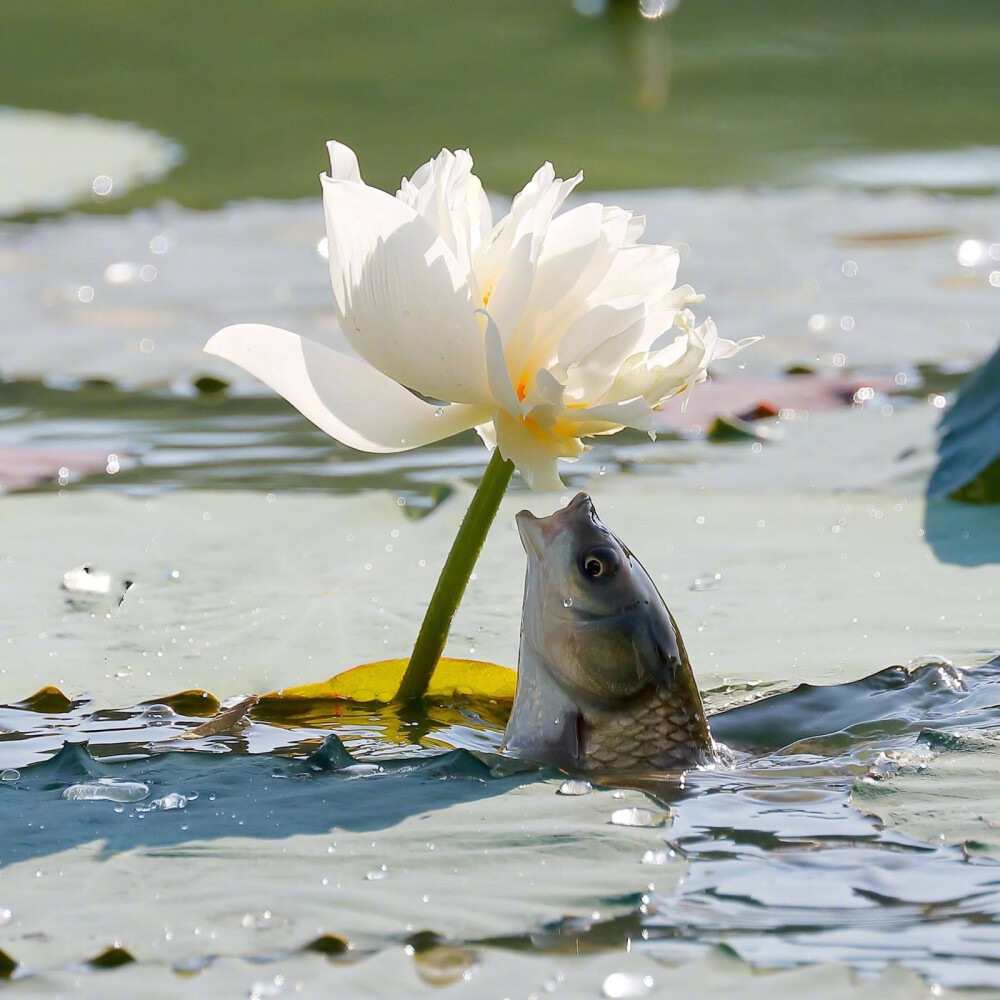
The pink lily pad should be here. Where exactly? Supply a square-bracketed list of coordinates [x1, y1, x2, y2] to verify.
[655, 375, 898, 433]
[0, 447, 112, 493]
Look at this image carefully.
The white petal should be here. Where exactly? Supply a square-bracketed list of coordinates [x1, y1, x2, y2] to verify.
[322, 173, 489, 404]
[563, 307, 683, 401]
[530, 202, 607, 315]
[395, 148, 488, 274]
[587, 244, 681, 308]
[475, 164, 582, 290]
[205, 324, 489, 453]
[712, 332, 764, 360]
[326, 141, 363, 183]
[480, 309, 521, 415]
[493, 409, 566, 492]
[521, 367, 565, 411]
[556, 298, 647, 369]
[475, 419, 497, 450]
[481, 233, 535, 343]
[512, 204, 636, 377]
[571, 396, 653, 433]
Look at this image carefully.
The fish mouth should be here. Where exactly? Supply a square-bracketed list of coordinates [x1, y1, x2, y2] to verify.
[516, 493, 594, 559]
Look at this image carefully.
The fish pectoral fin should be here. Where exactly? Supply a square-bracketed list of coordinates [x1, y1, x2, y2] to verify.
[629, 612, 681, 689]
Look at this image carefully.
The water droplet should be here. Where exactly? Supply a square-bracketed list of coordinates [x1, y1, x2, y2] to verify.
[690, 572, 722, 592]
[1, 769, 20, 782]
[151, 792, 188, 810]
[958, 238, 984, 267]
[602, 972, 655, 998]
[62, 564, 113, 596]
[63, 779, 150, 803]
[609, 807, 667, 828]
[92, 174, 113, 197]
[562, 597, 574, 608]
[599, 465, 607, 476]
[433, 407, 444, 418]
[841, 260, 858, 277]
[365, 865, 389, 881]
[557, 780, 593, 796]
[641, 849, 676, 865]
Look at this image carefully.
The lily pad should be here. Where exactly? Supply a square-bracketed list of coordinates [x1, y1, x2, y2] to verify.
[928, 342, 1000, 503]
[263, 658, 516, 704]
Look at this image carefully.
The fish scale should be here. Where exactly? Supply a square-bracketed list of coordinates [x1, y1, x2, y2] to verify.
[579, 680, 712, 772]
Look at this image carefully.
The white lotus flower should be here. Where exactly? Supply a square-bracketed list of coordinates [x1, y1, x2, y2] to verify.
[206, 141, 758, 490]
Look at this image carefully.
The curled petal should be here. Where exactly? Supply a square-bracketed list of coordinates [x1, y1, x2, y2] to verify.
[327, 141, 363, 183]
[205, 324, 490, 453]
[322, 173, 489, 405]
[493, 409, 571, 492]
[712, 333, 764, 360]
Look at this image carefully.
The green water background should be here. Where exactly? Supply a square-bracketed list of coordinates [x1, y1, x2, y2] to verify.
[4, 0, 1000, 209]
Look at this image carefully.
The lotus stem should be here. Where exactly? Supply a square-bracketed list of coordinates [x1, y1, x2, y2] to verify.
[396, 447, 515, 702]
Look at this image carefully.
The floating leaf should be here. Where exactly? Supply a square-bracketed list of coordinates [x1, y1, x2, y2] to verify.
[0, 445, 109, 493]
[653, 375, 896, 433]
[303, 934, 351, 958]
[88, 945, 136, 969]
[835, 228, 955, 245]
[143, 689, 221, 718]
[928, 342, 1000, 504]
[11, 686, 74, 714]
[260, 658, 517, 705]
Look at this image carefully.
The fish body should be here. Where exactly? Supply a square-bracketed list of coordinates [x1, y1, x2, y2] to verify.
[504, 493, 714, 773]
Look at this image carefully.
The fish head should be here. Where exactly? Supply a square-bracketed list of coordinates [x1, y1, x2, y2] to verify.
[506, 492, 711, 772]
[514, 492, 681, 705]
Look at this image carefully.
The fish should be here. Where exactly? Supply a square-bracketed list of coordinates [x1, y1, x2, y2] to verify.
[503, 492, 715, 773]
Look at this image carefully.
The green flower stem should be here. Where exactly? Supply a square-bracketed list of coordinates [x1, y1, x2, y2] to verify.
[396, 448, 515, 702]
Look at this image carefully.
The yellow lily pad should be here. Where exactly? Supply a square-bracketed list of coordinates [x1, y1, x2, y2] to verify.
[261, 658, 517, 705]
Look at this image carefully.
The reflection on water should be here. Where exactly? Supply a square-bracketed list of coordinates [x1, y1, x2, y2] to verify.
[0, 379, 701, 499]
[3, 658, 1000, 986]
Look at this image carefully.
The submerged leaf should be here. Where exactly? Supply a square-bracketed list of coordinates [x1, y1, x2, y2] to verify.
[0, 947, 15, 980]
[261, 658, 516, 705]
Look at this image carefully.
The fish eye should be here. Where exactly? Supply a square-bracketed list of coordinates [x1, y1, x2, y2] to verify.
[580, 546, 620, 580]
